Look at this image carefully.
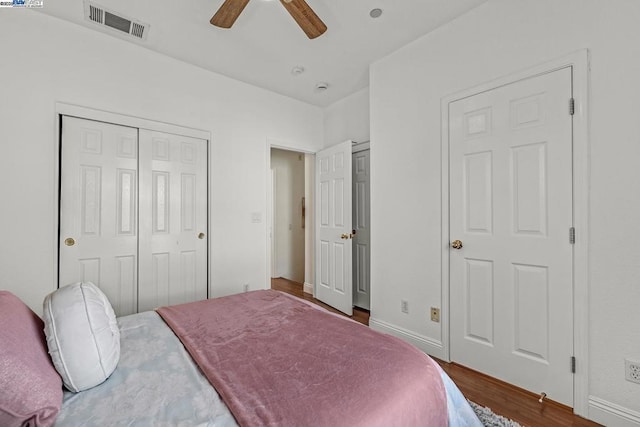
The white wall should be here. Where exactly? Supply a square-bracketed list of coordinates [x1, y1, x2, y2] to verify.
[0, 11, 323, 312]
[271, 148, 306, 283]
[323, 88, 370, 147]
[369, 0, 640, 423]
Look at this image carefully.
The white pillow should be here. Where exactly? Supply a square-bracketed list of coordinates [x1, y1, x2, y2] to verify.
[43, 282, 120, 392]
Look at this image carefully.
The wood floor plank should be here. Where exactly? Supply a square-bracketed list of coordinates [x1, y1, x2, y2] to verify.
[435, 361, 601, 427]
[271, 277, 369, 325]
[271, 277, 600, 427]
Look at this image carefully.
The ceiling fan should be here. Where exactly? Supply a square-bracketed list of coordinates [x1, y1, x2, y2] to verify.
[210, 0, 327, 39]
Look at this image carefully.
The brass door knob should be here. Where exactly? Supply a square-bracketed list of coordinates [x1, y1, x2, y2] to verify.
[451, 239, 463, 249]
[198, 232, 206, 239]
[341, 233, 350, 239]
[64, 237, 75, 247]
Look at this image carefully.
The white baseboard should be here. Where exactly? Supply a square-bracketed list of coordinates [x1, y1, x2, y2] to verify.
[369, 317, 445, 360]
[303, 282, 313, 295]
[589, 396, 640, 426]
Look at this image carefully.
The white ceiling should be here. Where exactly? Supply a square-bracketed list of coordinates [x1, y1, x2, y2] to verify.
[38, 0, 488, 107]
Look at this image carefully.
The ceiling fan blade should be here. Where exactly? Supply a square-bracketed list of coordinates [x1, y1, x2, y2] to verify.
[210, 0, 250, 28]
[280, 0, 327, 39]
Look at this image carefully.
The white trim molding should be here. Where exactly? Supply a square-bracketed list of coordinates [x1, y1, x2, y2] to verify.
[369, 317, 445, 360]
[303, 282, 314, 295]
[352, 141, 370, 153]
[589, 397, 640, 427]
[440, 50, 590, 416]
[55, 102, 211, 140]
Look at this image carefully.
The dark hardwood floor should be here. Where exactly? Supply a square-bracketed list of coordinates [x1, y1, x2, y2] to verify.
[271, 277, 600, 427]
[435, 362, 600, 427]
[271, 277, 370, 326]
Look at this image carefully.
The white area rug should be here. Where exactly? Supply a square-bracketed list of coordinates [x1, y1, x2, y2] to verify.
[469, 400, 523, 427]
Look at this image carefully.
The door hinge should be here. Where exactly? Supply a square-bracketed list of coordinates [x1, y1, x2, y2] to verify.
[571, 356, 576, 373]
[569, 227, 576, 244]
[569, 98, 575, 115]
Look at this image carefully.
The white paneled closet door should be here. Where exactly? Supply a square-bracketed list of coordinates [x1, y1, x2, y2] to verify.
[59, 116, 139, 316]
[59, 117, 208, 316]
[138, 130, 208, 312]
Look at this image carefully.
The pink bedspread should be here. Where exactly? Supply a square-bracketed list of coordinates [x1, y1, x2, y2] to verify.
[157, 290, 447, 427]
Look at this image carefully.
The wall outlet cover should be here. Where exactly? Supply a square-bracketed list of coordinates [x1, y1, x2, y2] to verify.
[625, 359, 640, 384]
[401, 300, 409, 314]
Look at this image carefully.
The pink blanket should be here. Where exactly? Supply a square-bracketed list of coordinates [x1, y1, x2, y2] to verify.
[157, 290, 447, 427]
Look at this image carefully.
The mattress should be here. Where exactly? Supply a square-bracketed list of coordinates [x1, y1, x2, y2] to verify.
[55, 310, 481, 426]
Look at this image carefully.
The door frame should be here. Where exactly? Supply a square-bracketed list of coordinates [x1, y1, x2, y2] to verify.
[440, 50, 590, 416]
[53, 102, 212, 297]
[270, 168, 277, 278]
[265, 138, 315, 291]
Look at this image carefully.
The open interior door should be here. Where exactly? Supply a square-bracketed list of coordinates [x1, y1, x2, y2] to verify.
[315, 141, 353, 315]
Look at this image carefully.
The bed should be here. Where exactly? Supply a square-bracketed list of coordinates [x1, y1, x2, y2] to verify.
[0, 288, 482, 427]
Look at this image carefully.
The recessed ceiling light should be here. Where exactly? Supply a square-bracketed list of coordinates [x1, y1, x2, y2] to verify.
[291, 66, 305, 76]
[370, 8, 383, 18]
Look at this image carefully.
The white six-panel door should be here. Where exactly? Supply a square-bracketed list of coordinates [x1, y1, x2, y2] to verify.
[59, 116, 139, 316]
[138, 129, 208, 312]
[352, 149, 370, 310]
[449, 67, 574, 406]
[315, 141, 353, 315]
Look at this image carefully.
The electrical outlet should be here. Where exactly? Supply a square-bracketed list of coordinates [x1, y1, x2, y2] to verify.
[243, 283, 250, 293]
[401, 300, 409, 314]
[625, 359, 640, 384]
[430, 307, 440, 323]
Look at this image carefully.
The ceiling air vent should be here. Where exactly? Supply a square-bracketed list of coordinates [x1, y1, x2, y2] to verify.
[89, 5, 103, 24]
[84, 1, 149, 41]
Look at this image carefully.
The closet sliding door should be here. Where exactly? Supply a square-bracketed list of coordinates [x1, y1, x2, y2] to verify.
[59, 116, 140, 316]
[59, 116, 208, 316]
[138, 129, 208, 312]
